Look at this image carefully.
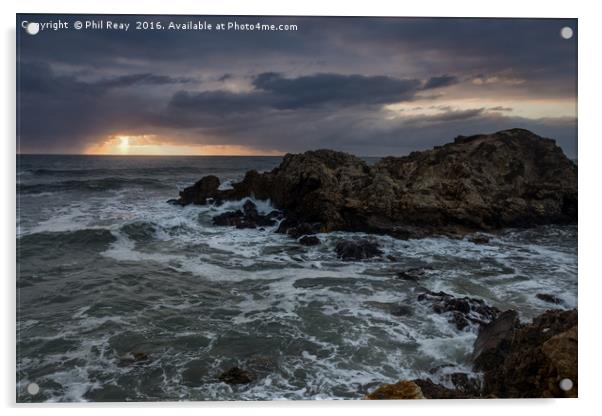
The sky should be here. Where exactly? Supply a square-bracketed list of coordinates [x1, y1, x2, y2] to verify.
[17, 15, 577, 157]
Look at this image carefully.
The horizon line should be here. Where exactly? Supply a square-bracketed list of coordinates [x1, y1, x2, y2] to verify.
[16, 152, 390, 158]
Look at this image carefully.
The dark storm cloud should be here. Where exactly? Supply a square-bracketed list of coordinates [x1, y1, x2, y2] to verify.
[20, 61, 195, 96]
[251, 72, 422, 109]
[17, 61, 175, 151]
[95, 73, 195, 88]
[164, 72, 425, 122]
[16, 14, 577, 156]
[422, 75, 459, 90]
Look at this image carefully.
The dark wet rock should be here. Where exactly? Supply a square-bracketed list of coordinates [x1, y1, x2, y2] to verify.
[468, 234, 490, 244]
[299, 235, 321, 246]
[396, 267, 432, 282]
[335, 239, 382, 260]
[474, 308, 577, 398]
[277, 219, 322, 239]
[212, 200, 280, 229]
[365, 380, 425, 400]
[178, 175, 221, 205]
[450, 372, 482, 396]
[212, 210, 244, 226]
[417, 290, 500, 330]
[413, 378, 477, 399]
[218, 367, 255, 385]
[473, 310, 520, 371]
[172, 129, 577, 238]
[536, 293, 563, 304]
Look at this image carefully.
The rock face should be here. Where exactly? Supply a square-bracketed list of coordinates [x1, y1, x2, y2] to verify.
[474, 308, 577, 398]
[172, 129, 577, 238]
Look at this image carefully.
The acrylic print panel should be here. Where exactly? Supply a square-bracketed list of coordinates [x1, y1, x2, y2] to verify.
[16, 14, 577, 402]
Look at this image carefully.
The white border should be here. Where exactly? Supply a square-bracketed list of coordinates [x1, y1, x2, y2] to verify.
[2, 1, 600, 415]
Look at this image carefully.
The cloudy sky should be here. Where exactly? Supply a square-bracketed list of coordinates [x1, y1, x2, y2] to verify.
[17, 15, 577, 157]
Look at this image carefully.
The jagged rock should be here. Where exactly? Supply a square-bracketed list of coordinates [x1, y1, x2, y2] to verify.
[335, 239, 382, 260]
[473, 310, 520, 371]
[178, 175, 221, 205]
[417, 290, 500, 330]
[536, 293, 563, 304]
[475, 309, 578, 398]
[365, 381, 425, 400]
[299, 235, 321, 246]
[218, 367, 255, 385]
[171, 129, 577, 239]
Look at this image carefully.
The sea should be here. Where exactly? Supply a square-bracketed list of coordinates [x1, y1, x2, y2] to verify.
[16, 154, 578, 402]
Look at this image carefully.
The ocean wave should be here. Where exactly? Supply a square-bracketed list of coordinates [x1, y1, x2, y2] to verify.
[18, 228, 116, 256]
[18, 177, 173, 194]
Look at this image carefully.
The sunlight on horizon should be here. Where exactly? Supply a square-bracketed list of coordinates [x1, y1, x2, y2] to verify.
[85, 135, 283, 156]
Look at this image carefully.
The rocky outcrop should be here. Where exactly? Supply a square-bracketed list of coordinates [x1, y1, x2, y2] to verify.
[475, 308, 577, 398]
[171, 129, 577, 239]
[368, 308, 577, 399]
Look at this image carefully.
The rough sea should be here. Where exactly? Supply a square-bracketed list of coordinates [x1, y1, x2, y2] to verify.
[16, 155, 578, 402]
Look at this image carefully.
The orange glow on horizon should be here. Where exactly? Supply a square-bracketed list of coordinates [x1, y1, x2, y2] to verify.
[85, 135, 282, 156]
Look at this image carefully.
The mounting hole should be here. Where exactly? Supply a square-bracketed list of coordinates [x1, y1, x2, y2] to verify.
[26, 382, 40, 395]
[560, 26, 574, 40]
[559, 378, 574, 391]
[25, 22, 40, 36]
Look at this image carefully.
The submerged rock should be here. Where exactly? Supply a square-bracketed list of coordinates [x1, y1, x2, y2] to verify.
[172, 129, 577, 239]
[299, 235, 321, 246]
[335, 239, 382, 260]
[468, 234, 490, 244]
[119, 351, 150, 366]
[218, 367, 255, 385]
[536, 293, 563, 304]
[396, 267, 432, 282]
[417, 290, 500, 330]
